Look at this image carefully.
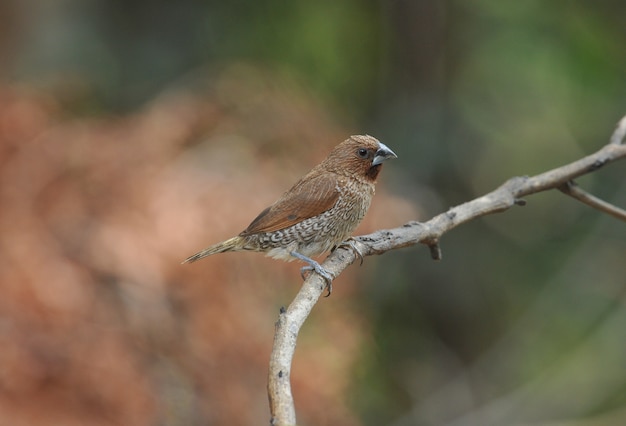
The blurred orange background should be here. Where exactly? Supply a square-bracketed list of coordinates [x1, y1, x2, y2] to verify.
[1, 1, 625, 425]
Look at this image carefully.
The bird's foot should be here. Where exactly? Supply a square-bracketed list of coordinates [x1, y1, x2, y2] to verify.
[334, 238, 364, 266]
[291, 251, 335, 297]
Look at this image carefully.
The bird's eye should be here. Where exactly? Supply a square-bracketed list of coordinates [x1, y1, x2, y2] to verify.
[357, 148, 368, 158]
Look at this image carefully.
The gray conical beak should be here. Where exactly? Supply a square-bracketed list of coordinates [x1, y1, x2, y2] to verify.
[372, 142, 397, 166]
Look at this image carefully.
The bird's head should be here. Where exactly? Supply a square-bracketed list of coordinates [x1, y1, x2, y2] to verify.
[322, 135, 397, 182]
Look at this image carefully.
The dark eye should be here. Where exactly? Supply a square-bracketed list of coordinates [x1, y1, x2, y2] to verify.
[357, 148, 368, 158]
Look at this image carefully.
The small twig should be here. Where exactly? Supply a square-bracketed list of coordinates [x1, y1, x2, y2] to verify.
[426, 241, 442, 260]
[610, 114, 626, 145]
[267, 115, 626, 426]
[558, 181, 626, 222]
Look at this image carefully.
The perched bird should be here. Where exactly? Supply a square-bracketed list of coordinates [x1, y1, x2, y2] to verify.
[183, 135, 397, 294]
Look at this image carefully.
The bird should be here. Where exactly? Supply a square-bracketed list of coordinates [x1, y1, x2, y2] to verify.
[182, 135, 397, 294]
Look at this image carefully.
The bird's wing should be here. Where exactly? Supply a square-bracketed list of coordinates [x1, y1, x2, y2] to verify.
[240, 173, 340, 235]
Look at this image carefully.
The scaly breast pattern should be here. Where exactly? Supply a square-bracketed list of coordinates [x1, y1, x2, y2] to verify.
[248, 177, 375, 261]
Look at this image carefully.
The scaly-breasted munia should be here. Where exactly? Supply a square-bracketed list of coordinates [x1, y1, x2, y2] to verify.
[183, 135, 397, 293]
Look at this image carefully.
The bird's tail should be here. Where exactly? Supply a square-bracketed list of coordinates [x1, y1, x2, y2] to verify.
[182, 236, 244, 264]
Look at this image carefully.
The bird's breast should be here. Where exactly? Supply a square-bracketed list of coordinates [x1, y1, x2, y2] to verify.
[248, 179, 374, 259]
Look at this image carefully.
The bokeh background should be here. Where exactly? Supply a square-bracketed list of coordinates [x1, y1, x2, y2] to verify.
[1, 1, 625, 425]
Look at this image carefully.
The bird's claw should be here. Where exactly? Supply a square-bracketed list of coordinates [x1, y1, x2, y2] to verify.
[300, 265, 334, 296]
[336, 238, 364, 266]
[291, 251, 335, 297]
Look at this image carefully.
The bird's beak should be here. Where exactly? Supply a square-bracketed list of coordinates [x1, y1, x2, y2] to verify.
[372, 142, 397, 166]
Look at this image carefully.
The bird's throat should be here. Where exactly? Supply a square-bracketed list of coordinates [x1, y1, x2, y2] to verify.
[365, 164, 382, 181]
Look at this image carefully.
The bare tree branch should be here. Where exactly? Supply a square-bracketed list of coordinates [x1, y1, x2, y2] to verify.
[558, 181, 626, 222]
[267, 115, 626, 426]
[610, 114, 626, 145]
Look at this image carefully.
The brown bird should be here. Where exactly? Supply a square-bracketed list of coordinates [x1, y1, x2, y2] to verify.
[183, 135, 397, 293]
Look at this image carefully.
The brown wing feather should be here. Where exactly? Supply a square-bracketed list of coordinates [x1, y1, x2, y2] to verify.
[240, 173, 339, 235]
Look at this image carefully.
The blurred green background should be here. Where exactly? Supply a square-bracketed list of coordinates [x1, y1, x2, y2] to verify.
[2, 0, 625, 425]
